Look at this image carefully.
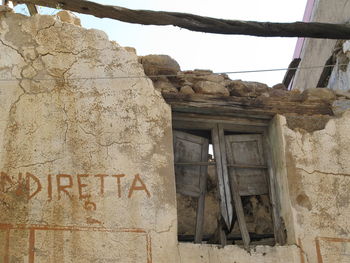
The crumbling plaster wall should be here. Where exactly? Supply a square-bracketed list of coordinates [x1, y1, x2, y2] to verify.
[271, 113, 350, 263]
[0, 11, 177, 262]
[1, 9, 350, 263]
[177, 243, 301, 263]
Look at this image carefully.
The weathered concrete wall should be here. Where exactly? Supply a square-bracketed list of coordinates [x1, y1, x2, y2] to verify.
[177, 243, 301, 263]
[0, 11, 177, 262]
[292, 0, 350, 91]
[276, 113, 350, 262]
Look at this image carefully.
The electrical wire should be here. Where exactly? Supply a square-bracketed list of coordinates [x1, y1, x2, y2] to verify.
[0, 63, 346, 82]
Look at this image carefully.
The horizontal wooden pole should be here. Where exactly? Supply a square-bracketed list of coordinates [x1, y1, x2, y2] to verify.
[175, 162, 216, 166]
[26, 3, 38, 16]
[163, 93, 333, 117]
[175, 162, 268, 169]
[228, 164, 267, 169]
[17, 0, 350, 39]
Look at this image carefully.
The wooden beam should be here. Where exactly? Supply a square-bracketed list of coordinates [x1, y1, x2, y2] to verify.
[316, 55, 335, 88]
[16, 0, 350, 39]
[316, 40, 344, 88]
[263, 135, 287, 245]
[212, 125, 234, 231]
[162, 93, 333, 117]
[282, 58, 301, 88]
[26, 3, 38, 16]
[175, 162, 268, 169]
[219, 124, 250, 250]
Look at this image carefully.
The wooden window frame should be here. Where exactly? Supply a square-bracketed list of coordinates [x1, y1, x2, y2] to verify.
[172, 112, 286, 248]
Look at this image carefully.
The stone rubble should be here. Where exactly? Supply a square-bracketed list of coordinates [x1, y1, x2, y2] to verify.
[139, 54, 350, 116]
[300, 87, 336, 102]
[56, 10, 81, 26]
[193, 80, 229, 96]
[139, 54, 181, 76]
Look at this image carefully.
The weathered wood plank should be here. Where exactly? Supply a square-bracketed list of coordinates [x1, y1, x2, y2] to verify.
[219, 125, 250, 250]
[212, 125, 233, 231]
[173, 130, 209, 243]
[172, 113, 269, 127]
[282, 58, 301, 88]
[163, 93, 333, 117]
[173, 131, 208, 197]
[175, 162, 215, 166]
[225, 134, 268, 196]
[26, 3, 38, 15]
[173, 119, 267, 133]
[173, 120, 215, 130]
[218, 219, 227, 247]
[263, 135, 287, 245]
[316, 41, 343, 88]
[195, 137, 209, 244]
[17, 0, 350, 39]
[175, 162, 268, 169]
[228, 164, 267, 169]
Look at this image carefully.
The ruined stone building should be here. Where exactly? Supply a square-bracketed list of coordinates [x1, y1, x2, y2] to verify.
[0, 3, 350, 263]
[291, 0, 350, 91]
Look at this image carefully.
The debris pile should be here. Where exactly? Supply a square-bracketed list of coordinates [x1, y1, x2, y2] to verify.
[139, 54, 350, 116]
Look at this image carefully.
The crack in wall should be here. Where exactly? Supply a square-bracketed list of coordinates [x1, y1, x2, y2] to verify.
[297, 167, 350, 177]
[0, 38, 25, 61]
[7, 91, 25, 116]
[79, 124, 132, 147]
[11, 157, 63, 169]
[153, 218, 176, 234]
[295, 242, 310, 263]
[62, 104, 69, 143]
[34, 20, 57, 38]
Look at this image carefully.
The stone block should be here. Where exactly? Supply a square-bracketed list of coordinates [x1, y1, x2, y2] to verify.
[193, 81, 229, 96]
[124, 46, 137, 54]
[180, 85, 195, 94]
[140, 54, 180, 76]
[301, 88, 336, 102]
[332, 99, 350, 116]
[227, 80, 269, 97]
[179, 70, 225, 85]
[153, 78, 178, 93]
[56, 10, 81, 26]
[272, 83, 287, 90]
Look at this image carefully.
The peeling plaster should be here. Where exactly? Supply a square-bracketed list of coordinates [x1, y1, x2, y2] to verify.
[1, 9, 350, 263]
[0, 11, 176, 263]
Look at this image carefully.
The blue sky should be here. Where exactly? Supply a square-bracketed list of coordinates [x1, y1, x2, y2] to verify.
[16, 0, 307, 86]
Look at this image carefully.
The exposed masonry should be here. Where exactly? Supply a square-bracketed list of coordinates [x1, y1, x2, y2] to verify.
[1, 8, 350, 263]
[0, 9, 176, 263]
[139, 53, 350, 130]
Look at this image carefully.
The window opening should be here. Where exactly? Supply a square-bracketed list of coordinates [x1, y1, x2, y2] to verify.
[173, 122, 284, 248]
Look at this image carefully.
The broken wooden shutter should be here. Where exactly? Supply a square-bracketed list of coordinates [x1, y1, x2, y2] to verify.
[173, 130, 209, 243]
[225, 134, 269, 249]
[212, 125, 234, 233]
[225, 134, 268, 196]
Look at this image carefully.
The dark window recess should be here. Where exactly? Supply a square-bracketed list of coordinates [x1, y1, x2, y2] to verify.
[173, 125, 285, 249]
